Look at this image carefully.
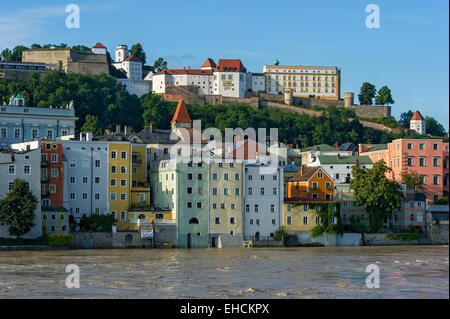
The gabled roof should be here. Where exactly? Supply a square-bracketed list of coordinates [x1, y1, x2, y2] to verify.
[201, 58, 216, 68]
[411, 110, 425, 121]
[289, 166, 321, 182]
[359, 144, 388, 152]
[171, 100, 192, 124]
[123, 55, 141, 62]
[133, 127, 178, 145]
[338, 142, 357, 152]
[215, 59, 247, 73]
[317, 155, 373, 165]
[93, 42, 106, 49]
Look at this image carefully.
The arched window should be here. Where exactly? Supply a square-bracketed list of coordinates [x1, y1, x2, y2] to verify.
[138, 214, 146, 220]
[189, 217, 199, 224]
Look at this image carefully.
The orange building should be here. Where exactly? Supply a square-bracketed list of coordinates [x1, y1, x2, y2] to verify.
[287, 166, 334, 200]
[40, 139, 64, 207]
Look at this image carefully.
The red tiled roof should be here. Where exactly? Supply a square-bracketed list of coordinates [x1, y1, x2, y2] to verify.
[171, 100, 192, 124]
[93, 42, 106, 49]
[154, 69, 213, 76]
[201, 58, 216, 68]
[411, 110, 425, 121]
[288, 166, 321, 182]
[123, 55, 141, 62]
[215, 59, 247, 73]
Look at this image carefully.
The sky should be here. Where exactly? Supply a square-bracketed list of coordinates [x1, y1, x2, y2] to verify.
[0, 0, 448, 129]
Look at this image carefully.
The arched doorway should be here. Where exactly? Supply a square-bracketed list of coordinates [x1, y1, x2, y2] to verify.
[255, 232, 260, 241]
[189, 217, 199, 224]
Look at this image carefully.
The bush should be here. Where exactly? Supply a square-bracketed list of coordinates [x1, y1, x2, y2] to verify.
[48, 234, 73, 247]
[0, 233, 49, 246]
[274, 227, 287, 241]
[79, 214, 115, 232]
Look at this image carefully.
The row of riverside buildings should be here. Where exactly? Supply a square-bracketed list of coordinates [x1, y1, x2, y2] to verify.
[0, 96, 448, 246]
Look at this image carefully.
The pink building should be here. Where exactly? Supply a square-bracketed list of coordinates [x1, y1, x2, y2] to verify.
[360, 139, 449, 204]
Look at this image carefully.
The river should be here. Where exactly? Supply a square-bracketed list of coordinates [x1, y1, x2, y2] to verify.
[0, 246, 448, 298]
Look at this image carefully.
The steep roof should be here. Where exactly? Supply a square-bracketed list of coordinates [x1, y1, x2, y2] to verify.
[201, 58, 216, 68]
[288, 166, 321, 182]
[411, 110, 425, 121]
[171, 100, 192, 124]
[123, 55, 141, 62]
[133, 127, 178, 144]
[359, 144, 388, 152]
[215, 59, 247, 73]
[93, 42, 106, 49]
[317, 155, 373, 165]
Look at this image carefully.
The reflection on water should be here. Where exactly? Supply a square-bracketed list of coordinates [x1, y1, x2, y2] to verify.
[0, 246, 448, 298]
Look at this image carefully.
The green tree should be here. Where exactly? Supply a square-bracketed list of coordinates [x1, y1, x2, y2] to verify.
[350, 161, 404, 233]
[81, 115, 103, 136]
[71, 45, 91, 53]
[141, 93, 172, 128]
[425, 116, 447, 137]
[349, 215, 368, 245]
[130, 43, 146, 64]
[400, 171, 424, 191]
[30, 43, 42, 49]
[375, 85, 395, 105]
[0, 179, 38, 239]
[358, 82, 376, 105]
[0, 48, 13, 61]
[399, 110, 414, 128]
[151, 57, 168, 72]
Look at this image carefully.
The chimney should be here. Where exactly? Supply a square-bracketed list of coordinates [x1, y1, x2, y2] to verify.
[355, 159, 359, 168]
[296, 144, 299, 149]
[188, 66, 191, 70]
[150, 124, 153, 132]
[316, 146, 320, 151]
[124, 125, 128, 136]
[115, 125, 121, 133]
[337, 153, 341, 159]
[334, 142, 338, 149]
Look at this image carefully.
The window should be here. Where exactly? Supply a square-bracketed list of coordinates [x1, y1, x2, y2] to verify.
[95, 177, 100, 184]
[419, 157, 426, 167]
[261, 175, 265, 181]
[51, 154, 58, 163]
[8, 165, 15, 175]
[121, 166, 126, 174]
[255, 205, 259, 212]
[215, 217, 220, 224]
[69, 193, 75, 200]
[312, 182, 318, 189]
[120, 193, 126, 201]
[120, 211, 126, 222]
[111, 151, 117, 159]
[230, 217, 235, 224]
[325, 194, 331, 200]
[419, 143, 425, 150]
[250, 219, 254, 225]
[198, 187, 203, 194]
[235, 188, 240, 196]
[82, 176, 88, 184]
[110, 193, 116, 200]
[433, 175, 440, 185]
[212, 188, 218, 195]
[121, 151, 127, 159]
[197, 202, 202, 208]
[303, 216, 308, 224]
[14, 128, 21, 139]
[260, 188, 265, 196]
[187, 187, 192, 194]
[287, 205, 292, 212]
[303, 205, 308, 212]
[256, 219, 260, 225]
[287, 216, 292, 225]
[273, 175, 278, 181]
[69, 160, 75, 168]
[52, 169, 58, 177]
[82, 193, 88, 200]
[95, 160, 101, 167]
[198, 173, 203, 180]
[407, 157, 413, 166]
[111, 165, 117, 174]
[248, 175, 253, 181]
[273, 188, 277, 195]
[317, 172, 323, 178]
[245, 205, 250, 212]
[212, 173, 218, 180]
[235, 173, 240, 180]
[433, 195, 439, 203]
[316, 216, 321, 224]
[433, 157, 440, 167]
[407, 143, 412, 150]
[433, 143, 439, 150]
[24, 165, 30, 175]
[95, 193, 100, 200]
[224, 173, 229, 180]
[231, 203, 236, 210]
[70, 176, 75, 184]
[121, 179, 126, 187]
[248, 187, 253, 195]
[187, 202, 192, 208]
[312, 193, 318, 199]
[272, 219, 276, 225]
[271, 204, 275, 212]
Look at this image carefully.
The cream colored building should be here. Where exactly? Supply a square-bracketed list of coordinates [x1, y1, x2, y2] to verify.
[263, 65, 341, 100]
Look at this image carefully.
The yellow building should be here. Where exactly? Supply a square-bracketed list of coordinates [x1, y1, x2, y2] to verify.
[263, 64, 341, 100]
[115, 209, 176, 231]
[282, 200, 339, 231]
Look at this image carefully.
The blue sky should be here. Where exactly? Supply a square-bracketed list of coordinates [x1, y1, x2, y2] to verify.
[0, 0, 448, 129]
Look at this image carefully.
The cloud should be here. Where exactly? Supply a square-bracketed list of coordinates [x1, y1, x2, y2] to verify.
[0, 5, 66, 48]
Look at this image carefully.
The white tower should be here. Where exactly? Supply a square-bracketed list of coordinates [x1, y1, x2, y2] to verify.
[410, 110, 426, 134]
[115, 45, 129, 63]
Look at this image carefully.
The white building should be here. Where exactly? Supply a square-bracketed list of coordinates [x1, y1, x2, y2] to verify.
[92, 42, 107, 55]
[152, 58, 265, 98]
[61, 135, 110, 222]
[115, 45, 129, 63]
[410, 110, 426, 135]
[0, 145, 42, 239]
[263, 64, 341, 100]
[243, 161, 283, 240]
[113, 45, 143, 80]
[308, 155, 373, 184]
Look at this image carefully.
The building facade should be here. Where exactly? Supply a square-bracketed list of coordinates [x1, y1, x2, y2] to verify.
[263, 64, 341, 100]
[360, 139, 449, 204]
[287, 166, 334, 200]
[0, 95, 77, 148]
[0, 147, 42, 239]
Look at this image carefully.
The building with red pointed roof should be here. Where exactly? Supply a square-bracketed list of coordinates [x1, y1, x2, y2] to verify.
[171, 100, 192, 130]
[152, 58, 265, 98]
[410, 110, 426, 134]
[92, 42, 107, 55]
